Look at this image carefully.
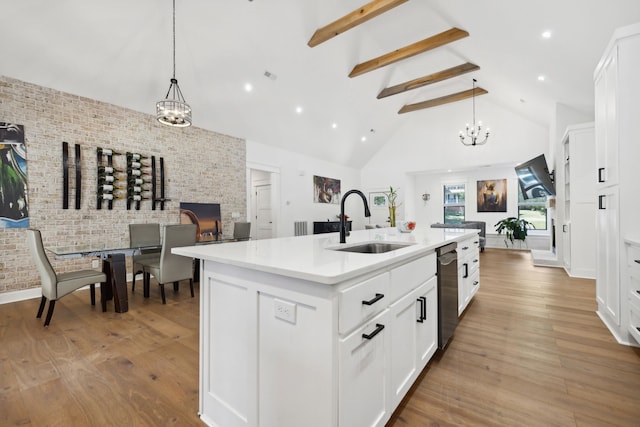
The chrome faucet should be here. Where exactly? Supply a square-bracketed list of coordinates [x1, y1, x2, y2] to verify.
[340, 189, 371, 243]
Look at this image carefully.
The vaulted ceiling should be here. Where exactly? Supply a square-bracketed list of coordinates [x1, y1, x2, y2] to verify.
[3, 0, 640, 168]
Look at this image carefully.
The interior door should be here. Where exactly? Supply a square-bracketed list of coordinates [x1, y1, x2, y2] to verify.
[255, 184, 272, 240]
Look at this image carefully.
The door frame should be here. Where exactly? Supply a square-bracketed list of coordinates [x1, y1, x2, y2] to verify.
[247, 162, 281, 239]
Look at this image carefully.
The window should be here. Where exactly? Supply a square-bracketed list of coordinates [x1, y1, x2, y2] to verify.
[443, 184, 465, 224]
[517, 186, 547, 230]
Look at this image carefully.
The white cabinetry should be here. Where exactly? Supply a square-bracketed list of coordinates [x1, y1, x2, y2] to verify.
[625, 240, 640, 345]
[457, 234, 480, 315]
[594, 23, 640, 346]
[200, 250, 442, 427]
[560, 123, 596, 278]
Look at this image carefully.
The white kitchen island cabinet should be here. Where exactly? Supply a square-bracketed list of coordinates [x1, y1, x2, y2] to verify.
[173, 227, 479, 427]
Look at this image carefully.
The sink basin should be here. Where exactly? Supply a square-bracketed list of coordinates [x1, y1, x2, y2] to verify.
[331, 242, 413, 254]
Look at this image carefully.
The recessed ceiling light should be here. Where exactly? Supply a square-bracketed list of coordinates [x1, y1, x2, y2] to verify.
[361, 136, 367, 142]
[244, 83, 253, 92]
[332, 123, 337, 129]
[538, 75, 546, 82]
[541, 30, 552, 39]
[295, 106, 303, 114]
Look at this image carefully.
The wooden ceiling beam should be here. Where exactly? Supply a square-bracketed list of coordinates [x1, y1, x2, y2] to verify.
[349, 27, 469, 78]
[398, 87, 488, 114]
[377, 62, 480, 99]
[308, 0, 409, 48]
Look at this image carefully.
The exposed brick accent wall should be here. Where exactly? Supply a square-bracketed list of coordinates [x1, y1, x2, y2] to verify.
[0, 76, 246, 293]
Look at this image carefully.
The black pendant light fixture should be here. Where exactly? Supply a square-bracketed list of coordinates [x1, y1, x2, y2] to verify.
[156, 0, 192, 127]
[459, 79, 489, 146]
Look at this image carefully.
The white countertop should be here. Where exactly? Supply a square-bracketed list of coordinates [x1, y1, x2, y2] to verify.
[173, 226, 479, 285]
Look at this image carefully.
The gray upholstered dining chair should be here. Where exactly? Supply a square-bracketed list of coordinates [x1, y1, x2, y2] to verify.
[139, 224, 196, 304]
[26, 229, 106, 327]
[129, 223, 161, 292]
[233, 221, 251, 241]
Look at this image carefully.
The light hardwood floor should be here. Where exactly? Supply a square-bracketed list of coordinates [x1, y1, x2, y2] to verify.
[1, 249, 639, 426]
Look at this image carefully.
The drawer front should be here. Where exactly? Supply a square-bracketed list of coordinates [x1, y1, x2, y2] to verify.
[339, 272, 390, 335]
[630, 274, 640, 306]
[627, 243, 640, 275]
[629, 297, 640, 345]
[458, 236, 479, 260]
[389, 253, 436, 302]
[468, 271, 480, 299]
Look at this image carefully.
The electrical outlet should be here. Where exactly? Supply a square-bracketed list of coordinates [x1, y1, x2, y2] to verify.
[274, 298, 296, 324]
[91, 260, 99, 268]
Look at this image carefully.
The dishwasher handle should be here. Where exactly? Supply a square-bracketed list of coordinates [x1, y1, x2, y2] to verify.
[438, 252, 457, 266]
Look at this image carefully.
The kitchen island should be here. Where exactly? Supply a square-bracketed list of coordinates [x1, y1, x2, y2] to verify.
[173, 226, 480, 427]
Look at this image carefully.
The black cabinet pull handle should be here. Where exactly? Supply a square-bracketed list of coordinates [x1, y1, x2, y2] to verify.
[463, 263, 469, 278]
[598, 167, 605, 183]
[636, 290, 640, 295]
[362, 323, 385, 340]
[417, 296, 426, 323]
[563, 224, 568, 233]
[473, 259, 479, 263]
[473, 281, 479, 286]
[635, 260, 640, 264]
[462, 246, 469, 250]
[636, 327, 640, 333]
[362, 293, 384, 306]
[598, 195, 606, 210]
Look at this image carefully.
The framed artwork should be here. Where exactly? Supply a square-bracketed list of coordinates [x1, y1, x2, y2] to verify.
[369, 192, 388, 209]
[0, 123, 28, 228]
[477, 179, 507, 212]
[313, 175, 341, 204]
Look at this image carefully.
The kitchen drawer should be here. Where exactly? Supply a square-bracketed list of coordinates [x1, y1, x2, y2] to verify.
[628, 297, 640, 345]
[458, 237, 479, 260]
[460, 255, 480, 279]
[627, 243, 640, 273]
[389, 253, 436, 303]
[468, 271, 480, 299]
[339, 272, 390, 335]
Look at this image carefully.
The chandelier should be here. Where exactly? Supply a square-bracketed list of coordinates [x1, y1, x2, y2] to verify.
[459, 79, 489, 146]
[156, 0, 192, 127]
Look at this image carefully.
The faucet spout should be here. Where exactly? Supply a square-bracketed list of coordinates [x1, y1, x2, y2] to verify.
[340, 189, 371, 244]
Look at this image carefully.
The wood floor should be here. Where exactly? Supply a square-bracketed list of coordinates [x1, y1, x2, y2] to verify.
[1, 249, 639, 426]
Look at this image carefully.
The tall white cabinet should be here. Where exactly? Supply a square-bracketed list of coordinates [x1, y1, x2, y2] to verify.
[594, 23, 640, 346]
[559, 123, 596, 279]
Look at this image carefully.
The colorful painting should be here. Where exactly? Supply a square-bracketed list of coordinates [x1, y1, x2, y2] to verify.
[0, 123, 28, 228]
[313, 175, 341, 204]
[477, 179, 507, 212]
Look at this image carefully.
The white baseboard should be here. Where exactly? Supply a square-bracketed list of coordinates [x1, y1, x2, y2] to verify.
[0, 282, 108, 305]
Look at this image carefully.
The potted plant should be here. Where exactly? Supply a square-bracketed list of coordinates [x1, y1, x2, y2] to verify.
[386, 186, 398, 227]
[494, 217, 534, 247]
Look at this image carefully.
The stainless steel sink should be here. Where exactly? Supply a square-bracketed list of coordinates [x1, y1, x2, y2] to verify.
[331, 242, 413, 254]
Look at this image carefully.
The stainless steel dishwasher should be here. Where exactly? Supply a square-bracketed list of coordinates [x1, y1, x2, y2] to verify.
[437, 242, 458, 349]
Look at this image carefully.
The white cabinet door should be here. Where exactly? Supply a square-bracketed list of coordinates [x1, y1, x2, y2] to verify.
[596, 186, 620, 325]
[595, 49, 619, 189]
[339, 309, 390, 427]
[415, 277, 438, 369]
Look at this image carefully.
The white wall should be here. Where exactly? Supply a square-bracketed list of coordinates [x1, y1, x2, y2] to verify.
[361, 98, 550, 218]
[246, 140, 363, 237]
[413, 165, 551, 249]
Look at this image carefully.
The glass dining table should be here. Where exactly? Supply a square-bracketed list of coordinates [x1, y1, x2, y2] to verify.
[47, 244, 160, 313]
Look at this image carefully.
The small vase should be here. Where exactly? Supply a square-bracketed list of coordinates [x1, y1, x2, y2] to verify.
[388, 206, 396, 227]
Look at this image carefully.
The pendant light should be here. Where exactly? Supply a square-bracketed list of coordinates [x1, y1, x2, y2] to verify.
[459, 79, 489, 146]
[156, 0, 192, 127]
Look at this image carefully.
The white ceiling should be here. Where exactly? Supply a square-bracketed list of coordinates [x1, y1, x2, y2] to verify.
[3, 0, 640, 168]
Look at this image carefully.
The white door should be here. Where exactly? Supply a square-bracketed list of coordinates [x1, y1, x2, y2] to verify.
[255, 184, 273, 240]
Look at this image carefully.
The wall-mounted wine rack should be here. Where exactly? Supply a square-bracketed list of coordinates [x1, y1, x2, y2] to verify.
[96, 147, 124, 210]
[95, 147, 164, 210]
[62, 141, 82, 209]
[126, 152, 151, 210]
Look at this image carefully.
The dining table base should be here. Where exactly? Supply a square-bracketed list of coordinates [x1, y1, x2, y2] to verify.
[101, 253, 128, 313]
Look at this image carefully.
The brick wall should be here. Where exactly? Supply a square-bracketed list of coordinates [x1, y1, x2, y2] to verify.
[0, 76, 246, 294]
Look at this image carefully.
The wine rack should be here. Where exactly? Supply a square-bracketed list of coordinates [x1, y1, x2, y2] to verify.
[151, 155, 169, 210]
[62, 141, 82, 209]
[96, 147, 124, 210]
[126, 152, 151, 210]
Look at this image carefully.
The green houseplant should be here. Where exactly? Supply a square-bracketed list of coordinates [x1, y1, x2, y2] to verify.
[495, 217, 534, 247]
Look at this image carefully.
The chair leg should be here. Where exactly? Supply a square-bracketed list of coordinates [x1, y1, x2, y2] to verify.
[189, 278, 194, 298]
[90, 284, 96, 306]
[44, 300, 56, 327]
[37, 295, 47, 318]
[173, 281, 179, 292]
[159, 283, 166, 304]
[143, 272, 150, 298]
